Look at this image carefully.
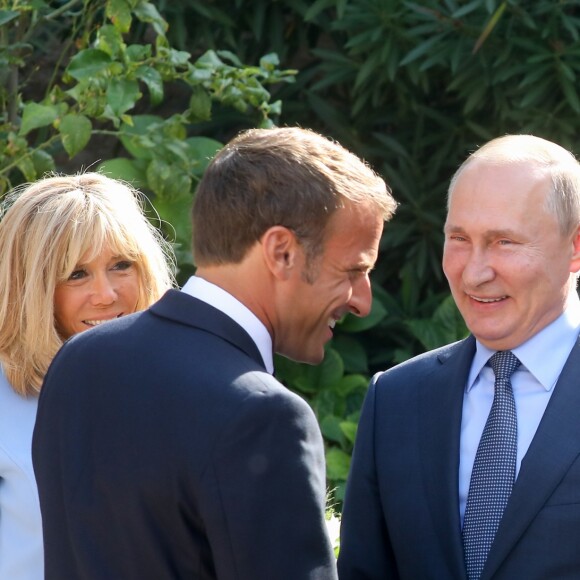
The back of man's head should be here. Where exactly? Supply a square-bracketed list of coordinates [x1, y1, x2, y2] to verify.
[192, 126, 396, 267]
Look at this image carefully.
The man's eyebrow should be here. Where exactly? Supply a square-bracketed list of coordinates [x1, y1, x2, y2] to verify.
[443, 224, 519, 238]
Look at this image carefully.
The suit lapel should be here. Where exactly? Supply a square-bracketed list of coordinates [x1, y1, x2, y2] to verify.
[419, 337, 475, 580]
[150, 290, 266, 369]
[483, 337, 580, 579]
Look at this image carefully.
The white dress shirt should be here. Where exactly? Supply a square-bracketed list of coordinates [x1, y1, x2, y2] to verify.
[0, 366, 43, 579]
[181, 276, 274, 374]
[459, 295, 580, 523]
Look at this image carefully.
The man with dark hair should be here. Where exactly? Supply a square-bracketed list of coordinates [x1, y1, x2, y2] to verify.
[339, 134, 580, 580]
[33, 127, 397, 579]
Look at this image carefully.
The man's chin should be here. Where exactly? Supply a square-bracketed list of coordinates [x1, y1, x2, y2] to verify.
[280, 348, 325, 366]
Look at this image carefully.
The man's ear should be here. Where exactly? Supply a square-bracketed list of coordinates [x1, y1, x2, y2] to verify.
[570, 225, 580, 273]
[260, 226, 299, 280]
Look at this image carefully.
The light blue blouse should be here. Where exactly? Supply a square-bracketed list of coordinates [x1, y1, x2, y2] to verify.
[0, 366, 43, 579]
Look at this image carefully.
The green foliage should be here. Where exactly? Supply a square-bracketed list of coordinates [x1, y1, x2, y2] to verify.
[8, 0, 580, 509]
[163, 0, 580, 506]
[0, 0, 296, 215]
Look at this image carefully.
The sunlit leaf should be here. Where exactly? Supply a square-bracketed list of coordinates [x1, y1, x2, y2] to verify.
[59, 114, 92, 158]
[67, 49, 112, 81]
[19, 103, 59, 136]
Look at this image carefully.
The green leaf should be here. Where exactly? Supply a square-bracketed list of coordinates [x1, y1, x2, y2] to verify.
[126, 44, 151, 61]
[16, 155, 36, 182]
[98, 158, 146, 188]
[19, 103, 59, 136]
[325, 447, 351, 481]
[399, 33, 445, 67]
[320, 415, 348, 445]
[151, 182, 194, 247]
[339, 420, 358, 444]
[146, 159, 191, 200]
[133, 0, 168, 36]
[293, 348, 344, 393]
[0, 10, 19, 27]
[259, 53, 280, 71]
[560, 74, 580, 113]
[473, 1, 507, 53]
[67, 49, 112, 81]
[184, 136, 222, 175]
[96, 24, 124, 58]
[452, 0, 483, 19]
[217, 50, 243, 67]
[304, 0, 335, 22]
[136, 66, 163, 106]
[106, 0, 132, 33]
[119, 115, 162, 160]
[332, 374, 369, 397]
[188, 86, 212, 122]
[107, 78, 141, 117]
[59, 114, 92, 158]
[332, 335, 368, 373]
[30, 149, 56, 177]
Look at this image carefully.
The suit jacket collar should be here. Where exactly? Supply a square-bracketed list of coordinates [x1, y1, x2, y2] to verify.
[419, 336, 475, 580]
[150, 290, 266, 370]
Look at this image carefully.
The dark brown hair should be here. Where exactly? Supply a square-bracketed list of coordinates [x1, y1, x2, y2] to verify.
[192, 126, 397, 266]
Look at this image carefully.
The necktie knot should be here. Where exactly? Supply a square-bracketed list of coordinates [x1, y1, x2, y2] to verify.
[489, 350, 520, 382]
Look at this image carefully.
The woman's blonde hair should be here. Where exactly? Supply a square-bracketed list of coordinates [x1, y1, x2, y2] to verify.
[0, 172, 176, 396]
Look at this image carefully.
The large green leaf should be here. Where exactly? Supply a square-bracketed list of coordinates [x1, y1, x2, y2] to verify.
[118, 115, 163, 160]
[188, 86, 212, 123]
[184, 136, 222, 176]
[294, 347, 344, 393]
[133, 1, 168, 36]
[0, 10, 19, 27]
[325, 447, 351, 481]
[107, 78, 141, 117]
[59, 114, 92, 158]
[19, 103, 60, 136]
[106, 0, 132, 34]
[98, 158, 146, 189]
[320, 415, 348, 446]
[67, 49, 112, 81]
[136, 66, 163, 106]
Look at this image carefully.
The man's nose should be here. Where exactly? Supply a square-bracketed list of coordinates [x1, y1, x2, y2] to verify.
[348, 274, 373, 318]
[462, 249, 495, 288]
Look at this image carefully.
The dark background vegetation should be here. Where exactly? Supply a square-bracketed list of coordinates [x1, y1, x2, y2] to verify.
[3, 0, 580, 505]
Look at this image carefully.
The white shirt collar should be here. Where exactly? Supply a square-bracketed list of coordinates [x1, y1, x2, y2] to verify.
[181, 276, 274, 374]
[467, 292, 580, 392]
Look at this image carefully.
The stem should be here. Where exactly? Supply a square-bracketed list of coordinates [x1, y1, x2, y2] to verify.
[21, 0, 85, 44]
[0, 134, 60, 176]
[7, 67, 18, 126]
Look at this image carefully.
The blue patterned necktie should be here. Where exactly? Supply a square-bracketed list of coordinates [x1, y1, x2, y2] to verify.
[462, 350, 521, 580]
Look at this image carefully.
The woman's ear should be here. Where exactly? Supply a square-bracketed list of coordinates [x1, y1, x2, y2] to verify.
[260, 226, 299, 280]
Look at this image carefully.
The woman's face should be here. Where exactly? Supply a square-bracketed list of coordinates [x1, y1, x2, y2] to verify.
[54, 246, 141, 339]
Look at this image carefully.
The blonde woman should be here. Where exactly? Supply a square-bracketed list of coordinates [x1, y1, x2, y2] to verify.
[0, 172, 175, 580]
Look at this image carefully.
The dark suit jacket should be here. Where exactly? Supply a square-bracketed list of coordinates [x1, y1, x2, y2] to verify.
[338, 335, 580, 579]
[33, 290, 337, 579]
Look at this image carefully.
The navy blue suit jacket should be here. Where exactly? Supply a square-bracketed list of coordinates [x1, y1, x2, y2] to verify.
[338, 335, 580, 579]
[33, 290, 337, 579]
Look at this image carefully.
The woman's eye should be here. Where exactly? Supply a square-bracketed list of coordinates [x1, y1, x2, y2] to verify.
[68, 269, 86, 281]
[113, 260, 134, 271]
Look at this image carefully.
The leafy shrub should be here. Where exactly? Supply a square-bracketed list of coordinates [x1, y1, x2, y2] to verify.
[167, 0, 580, 504]
[9, 0, 580, 507]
